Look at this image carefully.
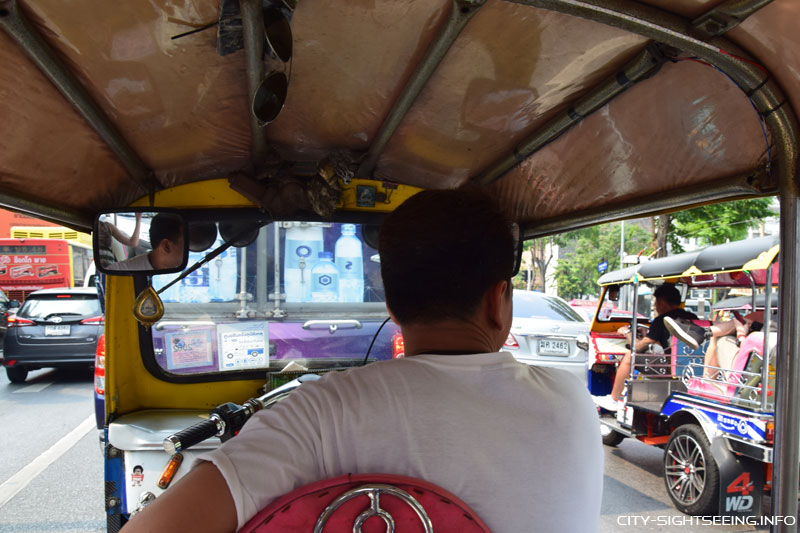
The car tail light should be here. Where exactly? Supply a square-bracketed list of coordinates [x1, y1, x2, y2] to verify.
[504, 333, 519, 349]
[95, 334, 105, 396]
[81, 316, 105, 324]
[392, 332, 405, 359]
[766, 421, 774, 444]
[8, 316, 33, 327]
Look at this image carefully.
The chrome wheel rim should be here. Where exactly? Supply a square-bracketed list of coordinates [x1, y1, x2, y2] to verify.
[665, 434, 707, 506]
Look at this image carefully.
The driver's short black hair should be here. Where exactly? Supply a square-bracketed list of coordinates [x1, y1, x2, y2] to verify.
[149, 214, 182, 248]
[378, 187, 515, 325]
[654, 284, 681, 306]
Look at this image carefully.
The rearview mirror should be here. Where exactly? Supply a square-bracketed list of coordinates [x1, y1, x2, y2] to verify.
[94, 211, 188, 275]
[606, 284, 620, 302]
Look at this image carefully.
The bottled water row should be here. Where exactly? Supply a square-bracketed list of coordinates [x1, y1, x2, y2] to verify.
[284, 223, 364, 303]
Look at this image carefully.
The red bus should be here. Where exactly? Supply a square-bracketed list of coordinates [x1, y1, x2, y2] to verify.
[0, 238, 92, 301]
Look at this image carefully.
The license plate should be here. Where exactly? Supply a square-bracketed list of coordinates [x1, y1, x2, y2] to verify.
[538, 339, 569, 355]
[45, 325, 70, 336]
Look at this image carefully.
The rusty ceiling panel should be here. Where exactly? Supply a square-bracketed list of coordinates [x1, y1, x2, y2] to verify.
[0, 25, 139, 214]
[374, 2, 648, 188]
[19, 0, 253, 189]
[495, 59, 769, 225]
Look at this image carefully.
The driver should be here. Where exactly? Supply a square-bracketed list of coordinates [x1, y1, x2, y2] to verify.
[595, 284, 697, 412]
[124, 188, 603, 532]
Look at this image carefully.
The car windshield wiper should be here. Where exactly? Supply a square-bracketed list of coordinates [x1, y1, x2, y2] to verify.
[42, 312, 82, 319]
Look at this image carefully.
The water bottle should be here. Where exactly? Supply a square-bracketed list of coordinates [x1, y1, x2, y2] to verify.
[334, 224, 364, 302]
[284, 224, 324, 302]
[311, 252, 339, 302]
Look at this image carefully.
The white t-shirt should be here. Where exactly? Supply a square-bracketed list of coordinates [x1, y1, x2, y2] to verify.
[198, 352, 603, 532]
[105, 252, 152, 271]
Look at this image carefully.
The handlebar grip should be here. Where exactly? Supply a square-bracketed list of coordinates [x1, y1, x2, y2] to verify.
[163, 418, 219, 454]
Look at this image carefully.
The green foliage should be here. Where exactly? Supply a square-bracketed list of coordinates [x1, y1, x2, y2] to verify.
[667, 198, 775, 253]
[551, 222, 650, 300]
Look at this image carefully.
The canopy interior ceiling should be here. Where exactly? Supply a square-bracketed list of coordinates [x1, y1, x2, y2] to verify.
[0, 0, 797, 233]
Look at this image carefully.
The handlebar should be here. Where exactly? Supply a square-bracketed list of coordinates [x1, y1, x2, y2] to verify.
[162, 374, 320, 454]
[164, 417, 221, 455]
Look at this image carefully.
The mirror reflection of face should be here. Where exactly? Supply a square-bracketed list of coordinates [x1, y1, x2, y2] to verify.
[607, 285, 620, 302]
[157, 229, 185, 270]
[98, 212, 185, 273]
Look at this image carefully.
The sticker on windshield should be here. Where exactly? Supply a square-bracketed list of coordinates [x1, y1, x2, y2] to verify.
[165, 329, 214, 370]
[217, 322, 269, 371]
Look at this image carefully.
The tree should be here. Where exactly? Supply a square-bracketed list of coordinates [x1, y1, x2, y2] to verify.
[664, 198, 775, 253]
[551, 222, 650, 300]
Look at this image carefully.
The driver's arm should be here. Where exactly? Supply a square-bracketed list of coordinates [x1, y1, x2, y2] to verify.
[123, 461, 237, 532]
[634, 336, 658, 353]
[617, 325, 658, 353]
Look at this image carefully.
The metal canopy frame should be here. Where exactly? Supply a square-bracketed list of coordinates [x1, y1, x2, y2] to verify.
[356, 0, 487, 179]
[511, 3, 797, 527]
[0, 0, 159, 196]
[474, 44, 666, 186]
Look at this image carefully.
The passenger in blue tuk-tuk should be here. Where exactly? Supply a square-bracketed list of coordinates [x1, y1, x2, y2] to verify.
[125, 188, 604, 532]
[664, 310, 768, 379]
[595, 284, 697, 412]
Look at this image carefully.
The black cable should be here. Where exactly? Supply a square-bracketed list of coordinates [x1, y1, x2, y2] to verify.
[361, 316, 393, 366]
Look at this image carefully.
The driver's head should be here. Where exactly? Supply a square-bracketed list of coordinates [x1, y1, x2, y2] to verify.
[653, 284, 681, 315]
[378, 187, 516, 326]
[149, 214, 184, 269]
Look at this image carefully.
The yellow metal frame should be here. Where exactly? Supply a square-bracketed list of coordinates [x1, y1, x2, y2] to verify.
[105, 177, 421, 420]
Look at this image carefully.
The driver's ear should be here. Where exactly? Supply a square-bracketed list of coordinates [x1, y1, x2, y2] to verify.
[485, 280, 509, 330]
[385, 304, 400, 326]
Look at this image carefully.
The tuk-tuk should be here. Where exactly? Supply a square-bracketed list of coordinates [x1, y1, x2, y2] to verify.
[3, 0, 800, 529]
[590, 236, 779, 516]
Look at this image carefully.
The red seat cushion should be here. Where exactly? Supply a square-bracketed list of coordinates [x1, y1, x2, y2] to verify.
[239, 473, 490, 532]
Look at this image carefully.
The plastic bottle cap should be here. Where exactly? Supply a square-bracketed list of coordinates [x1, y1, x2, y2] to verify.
[341, 224, 356, 235]
[318, 251, 333, 260]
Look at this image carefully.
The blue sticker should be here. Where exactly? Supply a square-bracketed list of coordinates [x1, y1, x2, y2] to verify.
[357, 185, 376, 207]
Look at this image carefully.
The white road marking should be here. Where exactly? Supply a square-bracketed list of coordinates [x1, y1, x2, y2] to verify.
[0, 414, 94, 509]
[13, 381, 53, 393]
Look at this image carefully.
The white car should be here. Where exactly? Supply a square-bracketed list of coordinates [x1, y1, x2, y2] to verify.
[504, 290, 590, 384]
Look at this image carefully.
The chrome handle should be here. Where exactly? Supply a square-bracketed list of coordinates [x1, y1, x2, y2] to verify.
[302, 320, 362, 334]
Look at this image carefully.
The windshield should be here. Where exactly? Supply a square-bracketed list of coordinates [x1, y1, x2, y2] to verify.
[513, 291, 584, 322]
[597, 283, 653, 322]
[149, 221, 398, 378]
[20, 294, 101, 318]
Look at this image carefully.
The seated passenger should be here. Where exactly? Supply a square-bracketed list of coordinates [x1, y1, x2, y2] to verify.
[664, 311, 765, 379]
[594, 284, 697, 412]
[124, 188, 604, 532]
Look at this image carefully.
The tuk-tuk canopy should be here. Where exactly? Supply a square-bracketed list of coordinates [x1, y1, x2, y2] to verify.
[636, 250, 702, 280]
[689, 234, 779, 274]
[0, 0, 798, 235]
[712, 293, 779, 311]
[599, 235, 780, 287]
[597, 265, 639, 286]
